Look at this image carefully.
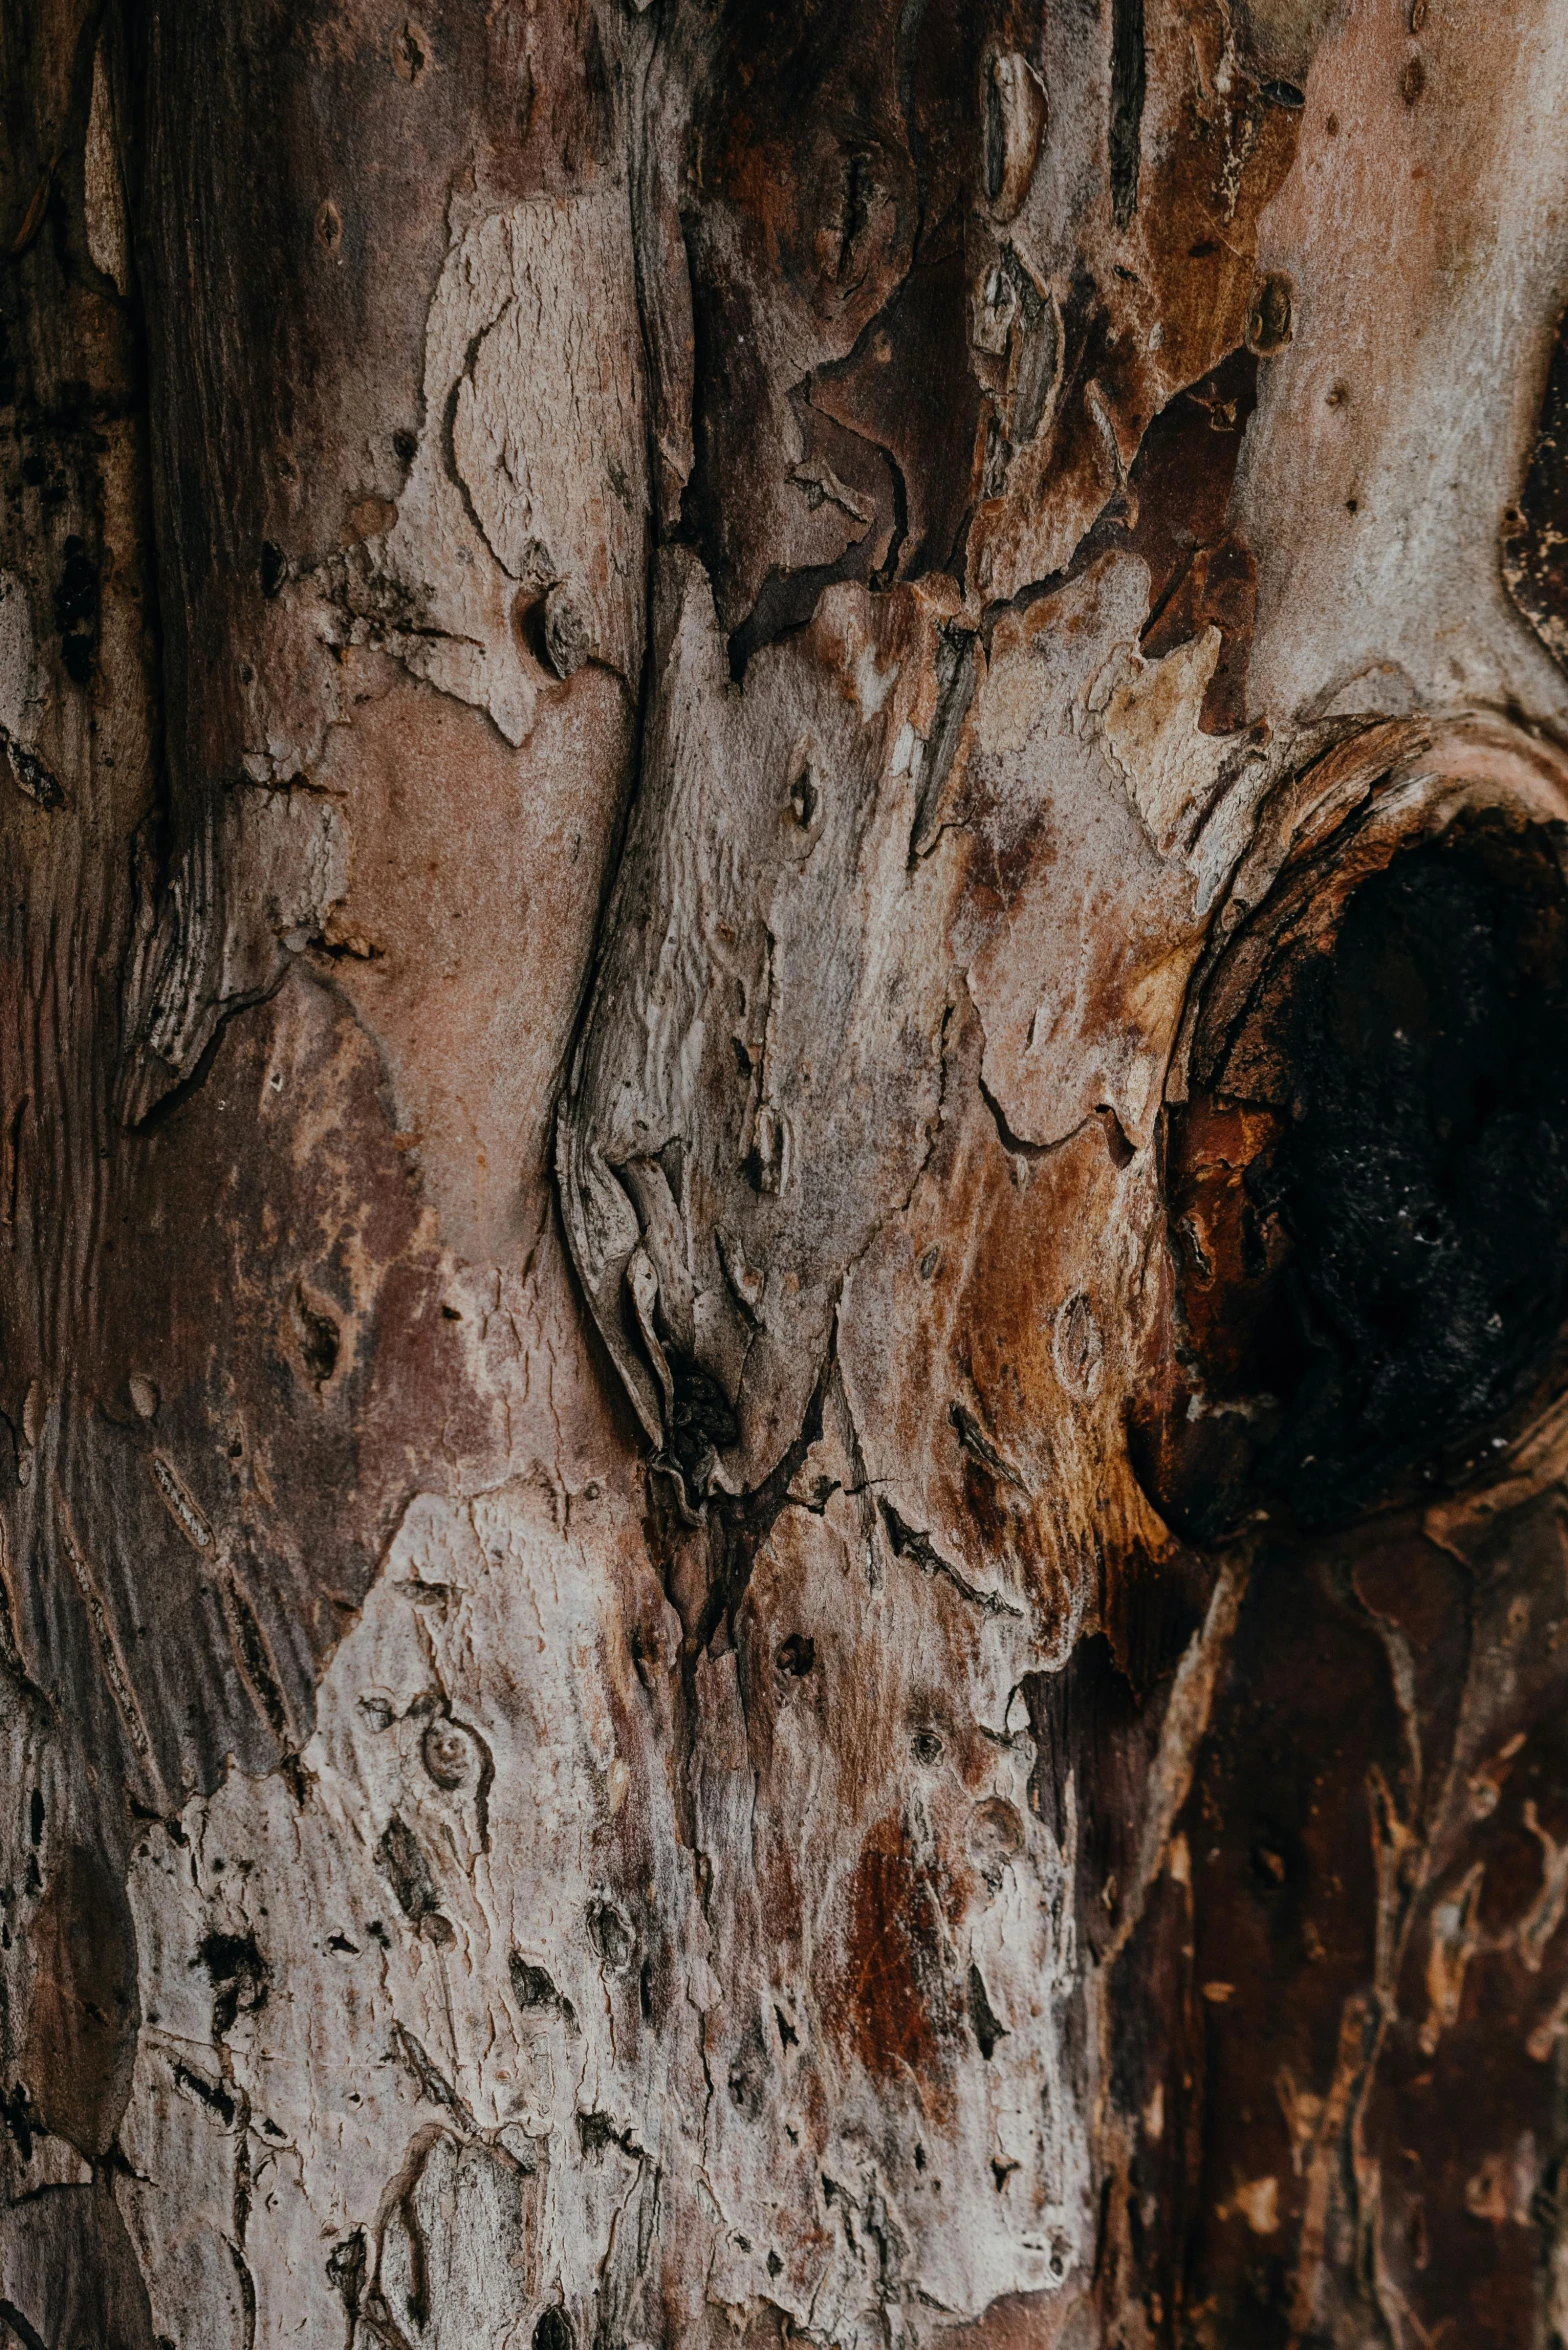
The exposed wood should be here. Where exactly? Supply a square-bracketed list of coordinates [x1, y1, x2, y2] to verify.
[5, 3, 1568, 2345]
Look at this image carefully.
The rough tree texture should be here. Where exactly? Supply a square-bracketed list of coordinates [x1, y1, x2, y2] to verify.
[6, 0, 1568, 2344]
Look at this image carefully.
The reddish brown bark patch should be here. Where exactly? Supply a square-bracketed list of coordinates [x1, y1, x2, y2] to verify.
[21, 1843, 139, 2158]
[60, 969, 489, 1801]
[829, 1814, 955, 2101]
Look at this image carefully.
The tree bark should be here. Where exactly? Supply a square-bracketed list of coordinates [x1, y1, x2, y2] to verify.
[6, 2, 1568, 2344]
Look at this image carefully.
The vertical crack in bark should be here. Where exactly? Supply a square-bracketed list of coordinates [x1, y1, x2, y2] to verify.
[663, 1332, 841, 1671]
[909, 627, 977, 862]
[390, 2021, 480, 2138]
[878, 1497, 1024, 1619]
[53, 1487, 163, 1798]
[1109, 0, 1146, 232]
[229, 2081, 258, 2350]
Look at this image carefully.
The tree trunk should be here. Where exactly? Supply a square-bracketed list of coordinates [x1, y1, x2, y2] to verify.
[6, 1, 1568, 2342]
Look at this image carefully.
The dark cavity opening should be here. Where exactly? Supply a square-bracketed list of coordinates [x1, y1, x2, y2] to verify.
[1152, 809, 1568, 1537]
[1254, 813, 1568, 1522]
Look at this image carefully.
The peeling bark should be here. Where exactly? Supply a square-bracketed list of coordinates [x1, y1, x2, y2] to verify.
[7, 2, 1568, 2344]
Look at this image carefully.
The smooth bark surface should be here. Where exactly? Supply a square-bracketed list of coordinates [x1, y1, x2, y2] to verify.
[6, 2, 1568, 2345]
